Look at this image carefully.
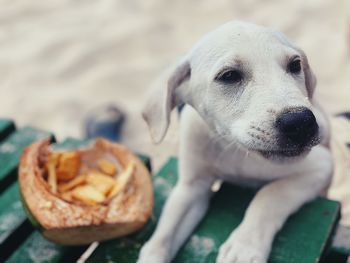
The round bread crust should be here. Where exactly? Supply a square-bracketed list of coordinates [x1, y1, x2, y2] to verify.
[19, 138, 153, 245]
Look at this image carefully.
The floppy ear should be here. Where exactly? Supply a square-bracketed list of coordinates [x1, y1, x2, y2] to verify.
[142, 59, 191, 144]
[274, 32, 317, 98]
[303, 56, 317, 99]
[301, 53, 317, 98]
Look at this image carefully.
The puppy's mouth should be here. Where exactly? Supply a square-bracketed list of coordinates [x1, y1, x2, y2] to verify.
[257, 147, 309, 159]
[236, 140, 312, 161]
[255, 138, 320, 161]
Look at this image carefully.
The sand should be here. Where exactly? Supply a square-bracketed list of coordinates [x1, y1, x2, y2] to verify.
[0, 0, 350, 223]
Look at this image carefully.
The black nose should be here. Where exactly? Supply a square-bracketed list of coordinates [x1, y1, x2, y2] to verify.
[276, 108, 318, 146]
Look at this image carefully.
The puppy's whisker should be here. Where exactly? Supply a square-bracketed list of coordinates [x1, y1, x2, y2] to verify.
[203, 130, 233, 156]
[208, 131, 229, 146]
[214, 137, 239, 163]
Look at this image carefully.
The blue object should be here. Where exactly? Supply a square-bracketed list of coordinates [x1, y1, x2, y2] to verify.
[84, 104, 125, 142]
[337, 112, 350, 120]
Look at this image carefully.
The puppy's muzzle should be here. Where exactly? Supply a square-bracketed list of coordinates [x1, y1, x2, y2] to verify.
[276, 107, 319, 148]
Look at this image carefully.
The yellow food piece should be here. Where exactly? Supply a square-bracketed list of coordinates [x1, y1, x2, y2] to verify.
[98, 159, 117, 176]
[86, 172, 116, 195]
[58, 174, 87, 193]
[46, 153, 61, 193]
[56, 152, 81, 181]
[48, 152, 60, 164]
[108, 161, 135, 198]
[60, 191, 73, 202]
[71, 185, 105, 205]
[46, 161, 58, 194]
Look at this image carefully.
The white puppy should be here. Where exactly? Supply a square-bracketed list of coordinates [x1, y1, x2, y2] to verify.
[138, 21, 333, 263]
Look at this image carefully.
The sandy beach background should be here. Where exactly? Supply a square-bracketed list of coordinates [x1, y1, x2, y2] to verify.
[0, 0, 349, 223]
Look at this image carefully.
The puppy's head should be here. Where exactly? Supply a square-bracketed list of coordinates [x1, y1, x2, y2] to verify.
[143, 21, 322, 161]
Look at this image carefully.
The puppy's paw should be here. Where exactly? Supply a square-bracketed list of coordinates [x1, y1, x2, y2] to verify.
[216, 230, 267, 263]
[137, 241, 171, 263]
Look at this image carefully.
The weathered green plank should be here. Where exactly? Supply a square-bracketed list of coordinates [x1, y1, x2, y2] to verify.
[179, 185, 339, 263]
[0, 127, 54, 261]
[0, 119, 15, 142]
[87, 158, 340, 263]
[0, 183, 26, 244]
[0, 127, 53, 193]
[6, 231, 87, 263]
[7, 138, 152, 263]
[0, 182, 32, 262]
[17, 234, 87, 263]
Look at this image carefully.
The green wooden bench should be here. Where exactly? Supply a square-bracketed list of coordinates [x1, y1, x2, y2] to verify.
[0, 118, 349, 263]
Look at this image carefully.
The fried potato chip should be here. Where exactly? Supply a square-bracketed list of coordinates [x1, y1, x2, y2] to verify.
[71, 185, 105, 205]
[46, 153, 62, 194]
[60, 191, 74, 202]
[47, 152, 60, 165]
[107, 161, 135, 198]
[98, 159, 117, 176]
[56, 152, 81, 181]
[47, 162, 57, 194]
[86, 172, 116, 195]
[58, 174, 87, 193]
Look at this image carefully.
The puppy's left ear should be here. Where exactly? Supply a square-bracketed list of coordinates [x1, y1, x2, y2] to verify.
[275, 32, 317, 98]
[142, 58, 191, 144]
[300, 52, 317, 98]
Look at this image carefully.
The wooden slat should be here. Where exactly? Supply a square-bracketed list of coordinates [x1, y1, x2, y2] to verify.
[0, 182, 32, 262]
[0, 119, 15, 142]
[6, 232, 87, 263]
[0, 127, 54, 193]
[87, 158, 340, 263]
[0, 182, 26, 245]
[0, 127, 53, 261]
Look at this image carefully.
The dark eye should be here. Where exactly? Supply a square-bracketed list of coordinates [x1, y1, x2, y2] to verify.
[288, 59, 302, 74]
[216, 70, 243, 84]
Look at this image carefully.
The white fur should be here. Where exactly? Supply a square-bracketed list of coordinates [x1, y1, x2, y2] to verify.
[138, 21, 333, 263]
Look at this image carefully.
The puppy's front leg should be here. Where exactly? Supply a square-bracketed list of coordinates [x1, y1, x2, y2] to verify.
[138, 176, 214, 263]
[217, 148, 333, 263]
